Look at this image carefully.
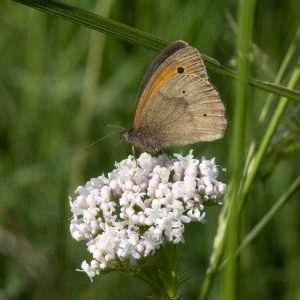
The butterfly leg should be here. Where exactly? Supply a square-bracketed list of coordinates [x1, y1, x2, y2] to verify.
[131, 145, 136, 158]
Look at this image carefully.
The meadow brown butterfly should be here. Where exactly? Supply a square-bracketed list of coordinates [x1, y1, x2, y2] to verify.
[120, 40, 227, 152]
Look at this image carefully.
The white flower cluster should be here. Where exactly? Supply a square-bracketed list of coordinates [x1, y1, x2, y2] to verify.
[69, 151, 227, 280]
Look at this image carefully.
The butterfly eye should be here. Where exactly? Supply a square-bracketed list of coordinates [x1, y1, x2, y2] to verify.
[203, 114, 207, 117]
[177, 67, 184, 73]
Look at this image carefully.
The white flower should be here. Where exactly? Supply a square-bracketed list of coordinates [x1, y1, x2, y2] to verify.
[69, 150, 227, 280]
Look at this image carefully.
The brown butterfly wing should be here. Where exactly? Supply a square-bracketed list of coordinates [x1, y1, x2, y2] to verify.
[135, 74, 227, 148]
[135, 40, 188, 103]
[134, 42, 208, 128]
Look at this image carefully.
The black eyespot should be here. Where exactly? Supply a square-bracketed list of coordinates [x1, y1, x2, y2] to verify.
[203, 113, 207, 117]
[177, 67, 184, 73]
[182, 91, 186, 94]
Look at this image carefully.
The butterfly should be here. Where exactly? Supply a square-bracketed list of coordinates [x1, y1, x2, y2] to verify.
[120, 40, 227, 152]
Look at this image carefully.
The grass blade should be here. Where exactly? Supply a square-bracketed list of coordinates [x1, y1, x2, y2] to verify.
[13, 0, 300, 102]
[220, 174, 300, 269]
[241, 62, 300, 207]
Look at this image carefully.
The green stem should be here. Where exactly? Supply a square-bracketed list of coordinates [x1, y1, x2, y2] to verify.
[198, 204, 229, 300]
[244, 25, 300, 174]
[224, 0, 257, 299]
[198, 60, 300, 300]
[68, 0, 112, 192]
[241, 62, 300, 208]
[160, 244, 178, 299]
[258, 26, 300, 123]
[220, 174, 300, 269]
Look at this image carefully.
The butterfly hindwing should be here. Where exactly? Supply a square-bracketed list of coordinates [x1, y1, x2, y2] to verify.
[137, 74, 227, 148]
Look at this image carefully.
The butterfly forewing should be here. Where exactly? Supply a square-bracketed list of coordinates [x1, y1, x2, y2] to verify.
[135, 41, 188, 103]
[134, 44, 208, 128]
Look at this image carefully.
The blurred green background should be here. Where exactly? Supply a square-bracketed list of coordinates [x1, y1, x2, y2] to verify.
[1, 0, 300, 299]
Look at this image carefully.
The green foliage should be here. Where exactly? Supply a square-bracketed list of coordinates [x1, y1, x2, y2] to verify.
[1, 0, 300, 299]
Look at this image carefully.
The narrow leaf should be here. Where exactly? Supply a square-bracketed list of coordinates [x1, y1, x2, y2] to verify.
[13, 0, 300, 102]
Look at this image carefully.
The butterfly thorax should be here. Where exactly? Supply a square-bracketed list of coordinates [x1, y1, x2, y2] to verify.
[120, 127, 162, 152]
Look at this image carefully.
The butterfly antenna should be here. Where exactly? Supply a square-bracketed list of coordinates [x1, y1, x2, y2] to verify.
[103, 123, 123, 129]
[86, 130, 119, 150]
[116, 138, 123, 145]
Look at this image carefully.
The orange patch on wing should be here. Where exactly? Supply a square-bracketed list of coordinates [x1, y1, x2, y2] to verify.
[133, 62, 199, 127]
[134, 62, 179, 127]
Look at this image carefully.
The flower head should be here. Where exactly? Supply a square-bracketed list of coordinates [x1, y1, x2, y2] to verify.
[69, 151, 227, 280]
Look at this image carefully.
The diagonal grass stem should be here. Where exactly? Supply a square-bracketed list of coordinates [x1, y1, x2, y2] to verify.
[13, 0, 300, 102]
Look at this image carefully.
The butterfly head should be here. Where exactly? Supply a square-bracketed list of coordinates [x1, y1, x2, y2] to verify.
[120, 127, 163, 153]
[120, 128, 132, 144]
